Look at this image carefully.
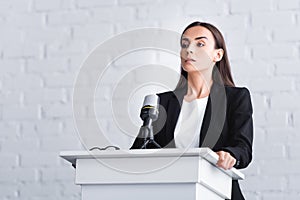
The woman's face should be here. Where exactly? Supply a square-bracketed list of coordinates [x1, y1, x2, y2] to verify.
[180, 26, 223, 73]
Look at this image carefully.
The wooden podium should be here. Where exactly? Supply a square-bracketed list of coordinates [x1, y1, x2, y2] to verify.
[60, 148, 244, 200]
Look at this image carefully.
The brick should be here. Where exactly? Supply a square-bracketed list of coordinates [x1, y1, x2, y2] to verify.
[0, 154, 18, 168]
[39, 136, 80, 151]
[76, 0, 116, 8]
[250, 78, 294, 92]
[3, 105, 40, 120]
[260, 159, 300, 175]
[19, 183, 61, 198]
[273, 27, 300, 42]
[270, 93, 300, 110]
[6, 12, 44, 28]
[43, 73, 75, 88]
[0, 91, 21, 105]
[251, 43, 296, 59]
[46, 40, 87, 58]
[23, 88, 66, 104]
[33, 0, 61, 11]
[242, 175, 286, 191]
[245, 28, 271, 44]
[0, 122, 18, 139]
[3, 41, 41, 58]
[251, 12, 294, 28]
[0, 168, 37, 182]
[23, 27, 71, 44]
[47, 11, 90, 26]
[2, 74, 43, 91]
[184, 1, 225, 16]
[0, 184, 18, 199]
[1, 138, 39, 153]
[277, 0, 300, 10]
[41, 103, 73, 119]
[265, 111, 289, 127]
[40, 167, 75, 182]
[230, 0, 272, 13]
[20, 152, 60, 167]
[26, 58, 69, 73]
[275, 59, 300, 75]
[288, 145, 300, 159]
[91, 7, 136, 22]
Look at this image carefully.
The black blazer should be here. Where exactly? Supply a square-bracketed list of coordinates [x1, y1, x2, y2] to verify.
[131, 83, 253, 200]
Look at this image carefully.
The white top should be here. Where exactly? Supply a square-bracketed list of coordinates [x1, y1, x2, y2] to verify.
[174, 96, 208, 149]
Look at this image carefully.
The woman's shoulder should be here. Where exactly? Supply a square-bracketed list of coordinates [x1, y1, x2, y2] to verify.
[224, 85, 251, 97]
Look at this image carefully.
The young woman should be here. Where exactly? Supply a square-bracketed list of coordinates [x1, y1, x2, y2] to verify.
[131, 21, 253, 200]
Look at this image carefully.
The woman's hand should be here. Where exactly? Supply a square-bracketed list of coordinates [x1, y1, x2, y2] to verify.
[216, 151, 236, 170]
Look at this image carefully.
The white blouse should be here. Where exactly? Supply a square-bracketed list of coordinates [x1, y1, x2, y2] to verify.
[174, 96, 208, 149]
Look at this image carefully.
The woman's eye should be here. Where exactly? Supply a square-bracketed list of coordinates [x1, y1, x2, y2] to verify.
[181, 43, 188, 48]
[197, 43, 204, 47]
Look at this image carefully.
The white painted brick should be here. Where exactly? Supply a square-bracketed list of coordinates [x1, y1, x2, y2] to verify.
[0, 59, 23, 74]
[242, 175, 286, 191]
[20, 152, 60, 167]
[260, 159, 300, 175]
[0, 28, 22, 46]
[252, 12, 294, 28]
[1, 138, 39, 153]
[3, 105, 40, 120]
[2, 74, 43, 91]
[250, 93, 269, 111]
[230, 0, 272, 13]
[204, 14, 248, 30]
[47, 11, 90, 26]
[3, 41, 42, 58]
[0, 0, 31, 12]
[288, 175, 300, 191]
[184, 0, 225, 16]
[231, 60, 274, 78]
[6, 12, 44, 28]
[0, 168, 37, 182]
[23, 27, 71, 44]
[23, 88, 66, 104]
[40, 167, 75, 182]
[245, 28, 272, 44]
[19, 183, 61, 198]
[35, 119, 62, 135]
[254, 143, 285, 159]
[273, 27, 300, 42]
[76, 0, 116, 8]
[39, 136, 80, 151]
[294, 111, 300, 128]
[91, 7, 136, 22]
[43, 74, 75, 88]
[276, 0, 300, 10]
[0, 122, 18, 139]
[0, 154, 18, 168]
[138, 4, 183, 20]
[266, 127, 298, 144]
[265, 111, 289, 127]
[46, 40, 87, 57]
[26, 58, 69, 73]
[33, 0, 61, 11]
[250, 78, 294, 92]
[288, 145, 300, 159]
[60, 182, 81, 196]
[271, 93, 300, 110]
[0, 184, 18, 199]
[262, 192, 300, 200]
[0, 91, 21, 105]
[72, 23, 114, 43]
[275, 59, 300, 75]
[251, 44, 296, 59]
[41, 103, 73, 119]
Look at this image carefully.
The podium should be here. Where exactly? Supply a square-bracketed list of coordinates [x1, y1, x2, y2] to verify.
[60, 148, 244, 200]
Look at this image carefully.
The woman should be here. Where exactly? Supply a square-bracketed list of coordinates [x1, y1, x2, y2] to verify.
[131, 21, 253, 200]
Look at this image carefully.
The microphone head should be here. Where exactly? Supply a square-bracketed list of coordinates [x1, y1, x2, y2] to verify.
[143, 94, 159, 108]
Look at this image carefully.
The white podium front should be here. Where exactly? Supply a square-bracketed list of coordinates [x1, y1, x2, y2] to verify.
[60, 148, 244, 200]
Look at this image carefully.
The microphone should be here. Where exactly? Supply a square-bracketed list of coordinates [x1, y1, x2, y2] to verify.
[138, 94, 161, 149]
[140, 94, 159, 126]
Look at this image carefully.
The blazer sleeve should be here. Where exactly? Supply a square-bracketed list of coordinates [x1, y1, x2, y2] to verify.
[222, 88, 253, 169]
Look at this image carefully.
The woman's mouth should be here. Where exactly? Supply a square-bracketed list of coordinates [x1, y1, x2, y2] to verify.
[185, 58, 196, 62]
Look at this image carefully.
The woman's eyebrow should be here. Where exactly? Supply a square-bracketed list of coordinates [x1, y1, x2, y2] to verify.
[195, 36, 208, 40]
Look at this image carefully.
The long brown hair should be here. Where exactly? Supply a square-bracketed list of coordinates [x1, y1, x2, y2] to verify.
[175, 21, 235, 90]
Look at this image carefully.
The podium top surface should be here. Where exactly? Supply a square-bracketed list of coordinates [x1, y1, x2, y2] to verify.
[60, 148, 245, 180]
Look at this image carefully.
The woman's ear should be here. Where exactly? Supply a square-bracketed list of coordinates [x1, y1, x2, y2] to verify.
[213, 48, 224, 62]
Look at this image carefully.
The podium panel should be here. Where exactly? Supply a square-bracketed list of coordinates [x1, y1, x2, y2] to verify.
[60, 148, 244, 200]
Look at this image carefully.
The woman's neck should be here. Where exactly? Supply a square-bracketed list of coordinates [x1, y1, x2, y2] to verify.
[184, 70, 213, 101]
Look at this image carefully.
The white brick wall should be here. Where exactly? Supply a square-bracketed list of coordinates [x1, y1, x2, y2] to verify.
[0, 0, 299, 199]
